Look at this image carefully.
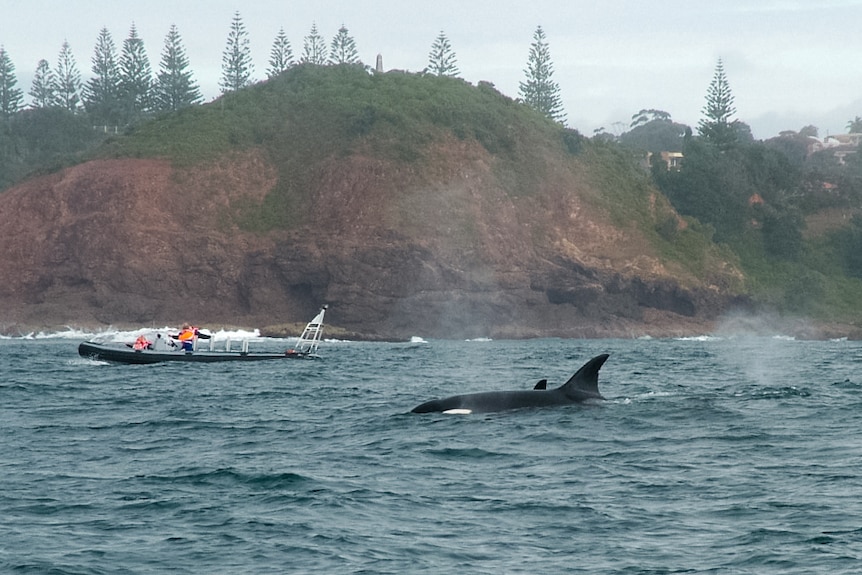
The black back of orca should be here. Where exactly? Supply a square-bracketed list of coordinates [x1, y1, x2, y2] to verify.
[411, 353, 609, 414]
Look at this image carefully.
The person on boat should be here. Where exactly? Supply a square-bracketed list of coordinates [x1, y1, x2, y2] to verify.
[132, 334, 152, 350]
[173, 324, 212, 351]
[176, 324, 198, 351]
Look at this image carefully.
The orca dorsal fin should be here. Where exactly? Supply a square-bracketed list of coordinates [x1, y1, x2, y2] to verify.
[533, 379, 547, 390]
[560, 354, 609, 400]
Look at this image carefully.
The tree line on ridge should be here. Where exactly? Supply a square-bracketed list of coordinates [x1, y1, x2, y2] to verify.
[0, 12, 564, 127]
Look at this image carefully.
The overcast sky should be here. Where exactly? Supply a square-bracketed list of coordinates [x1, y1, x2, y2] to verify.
[3, 0, 862, 139]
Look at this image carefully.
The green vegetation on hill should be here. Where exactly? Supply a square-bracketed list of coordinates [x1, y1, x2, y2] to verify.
[113, 64, 560, 168]
[105, 64, 581, 232]
[582, 140, 742, 290]
[0, 107, 103, 190]
[648, 127, 862, 324]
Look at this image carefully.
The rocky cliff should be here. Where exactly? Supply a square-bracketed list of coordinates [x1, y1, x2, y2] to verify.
[0, 68, 745, 338]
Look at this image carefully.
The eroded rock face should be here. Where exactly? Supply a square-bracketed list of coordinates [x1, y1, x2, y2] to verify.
[0, 146, 742, 338]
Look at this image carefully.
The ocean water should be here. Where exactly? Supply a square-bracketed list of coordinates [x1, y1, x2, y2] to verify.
[2, 333, 862, 574]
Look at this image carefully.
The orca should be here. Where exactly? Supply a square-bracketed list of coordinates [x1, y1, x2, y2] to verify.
[411, 354, 609, 414]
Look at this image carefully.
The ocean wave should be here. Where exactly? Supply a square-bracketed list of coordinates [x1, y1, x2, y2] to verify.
[675, 335, 724, 342]
[143, 468, 313, 489]
[3, 325, 266, 342]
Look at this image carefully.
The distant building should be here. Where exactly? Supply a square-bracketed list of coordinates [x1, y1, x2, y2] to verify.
[644, 151, 684, 171]
[830, 133, 862, 146]
[661, 151, 684, 171]
[807, 133, 861, 164]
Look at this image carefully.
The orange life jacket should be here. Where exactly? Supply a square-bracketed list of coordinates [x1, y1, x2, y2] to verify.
[178, 328, 196, 342]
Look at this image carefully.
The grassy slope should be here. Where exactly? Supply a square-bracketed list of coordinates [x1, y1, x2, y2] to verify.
[730, 226, 862, 324]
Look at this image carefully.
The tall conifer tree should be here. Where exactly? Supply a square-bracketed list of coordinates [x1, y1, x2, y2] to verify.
[698, 58, 738, 151]
[220, 11, 254, 93]
[55, 40, 83, 113]
[118, 23, 153, 122]
[267, 27, 294, 78]
[83, 27, 121, 125]
[301, 22, 327, 65]
[427, 31, 459, 76]
[154, 24, 202, 111]
[29, 59, 57, 108]
[519, 26, 565, 123]
[328, 24, 360, 65]
[0, 46, 24, 117]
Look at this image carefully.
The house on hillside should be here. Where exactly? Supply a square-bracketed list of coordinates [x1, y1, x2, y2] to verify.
[660, 151, 684, 170]
[643, 151, 683, 171]
[808, 133, 862, 164]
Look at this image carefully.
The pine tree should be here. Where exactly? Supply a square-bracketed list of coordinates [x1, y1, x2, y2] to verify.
[427, 31, 459, 76]
[29, 59, 57, 108]
[519, 26, 565, 123]
[220, 11, 254, 93]
[301, 22, 327, 65]
[698, 58, 737, 151]
[118, 23, 153, 123]
[328, 24, 359, 65]
[55, 40, 83, 113]
[267, 27, 294, 78]
[83, 27, 121, 125]
[0, 46, 24, 117]
[154, 24, 202, 111]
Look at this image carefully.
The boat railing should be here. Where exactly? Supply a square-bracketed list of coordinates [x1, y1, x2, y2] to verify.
[184, 305, 326, 356]
[202, 337, 251, 353]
